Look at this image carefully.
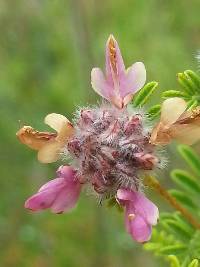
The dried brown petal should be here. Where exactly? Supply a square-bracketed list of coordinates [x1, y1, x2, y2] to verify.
[16, 126, 57, 150]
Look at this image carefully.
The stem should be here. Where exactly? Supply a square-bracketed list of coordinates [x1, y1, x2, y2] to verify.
[145, 175, 200, 230]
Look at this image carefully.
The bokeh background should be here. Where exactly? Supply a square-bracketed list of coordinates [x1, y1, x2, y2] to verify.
[1, 0, 200, 266]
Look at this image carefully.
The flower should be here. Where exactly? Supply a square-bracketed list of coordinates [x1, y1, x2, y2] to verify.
[17, 34, 161, 244]
[91, 34, 146, 109]
[117, 188, 159, 243]
[17, 113, 74, 163]
[25, 165, 81, 213]
[150, 97, 200, 145]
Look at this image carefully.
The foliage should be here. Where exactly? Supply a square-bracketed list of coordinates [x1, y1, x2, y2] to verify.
[163, 70, 200, 109]
[144, 145, 200, 267]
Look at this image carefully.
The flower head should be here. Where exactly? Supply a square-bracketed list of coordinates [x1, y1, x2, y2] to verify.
[91, 35, 146, 109]
[117, 188, 159, 243]
[150, 97, 200, 145]
[17, 34, 165, 244]
[25, 165, 81, 213]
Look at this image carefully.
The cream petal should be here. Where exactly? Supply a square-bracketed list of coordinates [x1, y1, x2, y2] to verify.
[150, 122, 172, 145]
[45, 113, 70, 132]
[57, 122, 75, 142]
[172, 124, 200, 145]
[37, 141, 62, 163]
[161, 97, 187, 126]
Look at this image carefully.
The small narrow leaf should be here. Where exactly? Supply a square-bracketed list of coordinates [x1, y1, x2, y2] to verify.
[143, 242, 161, 251]
[178, 145, 200, 176]
[168, 255, 181, 267]
[133, 81, 158, 107]
[161, 219, 192, 240]
[184, 70, 200, 93]
[147, 104, 161, 119]
[159, 244, 187, 255]
[188, 259, 199, 267]
[162, 90, 189, 99]
[171, 169, 200, 195]
[187, 99, 198, 109]
[177, 73, 196, 95]
[169, 189, 198, 211]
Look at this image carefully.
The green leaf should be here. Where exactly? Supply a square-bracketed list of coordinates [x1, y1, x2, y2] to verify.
[171, 169, 200, 195]
[177, 72, 196, 95]
[161, 219, 192, 240]
[147, 104, 161, 119]
[169, 189, 198, 211]
[133, 81, 158, 107]
[187, 99, 198, 109]
[184, 70, 200, 93]
[178, 145, 200, 176]
[159, 244, 187, 255]
[162, 90, 188, 99]
[168, 255, 181, 267]
[188, 259, 199, 267]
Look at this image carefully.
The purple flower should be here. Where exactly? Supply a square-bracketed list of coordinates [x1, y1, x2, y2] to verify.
[117, 188, 159, 243]
[91, 35, 146, 109]
[25, 166, 81, 214]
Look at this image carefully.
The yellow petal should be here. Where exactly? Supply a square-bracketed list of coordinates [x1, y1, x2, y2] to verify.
[161, 97, 187, 126]
[16, 126, 56, 150]
[44, 113, 70, 132]
[37, 141, 62, 163]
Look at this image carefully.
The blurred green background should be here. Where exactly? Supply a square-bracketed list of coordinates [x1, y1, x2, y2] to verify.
[1, 0, 200, 266]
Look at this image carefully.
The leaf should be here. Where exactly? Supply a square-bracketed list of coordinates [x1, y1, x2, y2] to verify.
[188, 259, 199, 267]
[171, 169, 200, 196]
[162, 90, 189, 99]
[133, 81, 158, 107]
[168, 255, 181, 267]
[187, 99, 198, 109]
[177, 72, 196, 95]
[147, 104, 161, 119]
[184, 70, 200, 93]
[159, 244, 187, 255]
[161, 219, 192, 241]
[169, 189, 198, 211]
[178, 145, 200, 176]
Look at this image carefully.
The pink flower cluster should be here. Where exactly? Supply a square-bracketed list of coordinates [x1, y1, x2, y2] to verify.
[18, 35, 160, 243]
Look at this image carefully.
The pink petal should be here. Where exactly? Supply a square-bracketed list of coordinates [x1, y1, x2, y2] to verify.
[120, 62, 146, 98]
[91, 35, 146, 109]
[128, 213, 152, 243]
[117, 188, 135, 202]
[132, 192, 159, 226]
[39, 177, 65, 192]
[51, 181, 81, 213]
[25, 165, 81, 213]
[25, 188, 58, 211]
[117, 189, 159, 225]
[91, 67, 111, 100]
[56, 165, 77, 180]
[105, 34, 125, 85]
